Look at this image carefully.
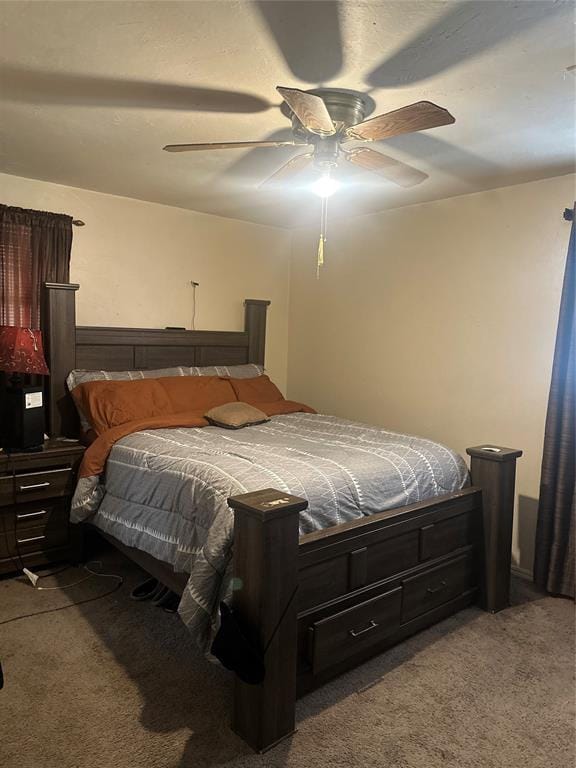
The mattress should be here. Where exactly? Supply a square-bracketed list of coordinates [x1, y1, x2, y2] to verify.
[71, 412, 469, 649]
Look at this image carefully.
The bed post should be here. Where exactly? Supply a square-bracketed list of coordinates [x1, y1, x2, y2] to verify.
[228, 489, 307, 753]
[244, 299, 270, 366]
[466, 445, 523, 613]
[42, 282, 79, 438]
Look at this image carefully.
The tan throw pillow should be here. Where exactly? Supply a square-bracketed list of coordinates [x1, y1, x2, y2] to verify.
[205, 402, 270, 430]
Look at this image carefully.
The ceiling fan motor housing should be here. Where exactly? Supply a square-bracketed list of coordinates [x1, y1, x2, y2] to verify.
[282, 88, 376, 138]
[313, 137, 340, 170]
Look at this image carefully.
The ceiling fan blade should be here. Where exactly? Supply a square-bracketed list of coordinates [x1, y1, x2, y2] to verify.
[346, 102, 455, 142]
[163, 140, 305, 153]
[255, 1, 343, 84]
[260, 153, 314, 187]
[277, 87, 336, 136]
[344, 148, 428, 188]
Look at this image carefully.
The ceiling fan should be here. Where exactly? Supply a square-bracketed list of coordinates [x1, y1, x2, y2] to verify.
[163, 86, 455, 276]
[163, 86, 456, 194]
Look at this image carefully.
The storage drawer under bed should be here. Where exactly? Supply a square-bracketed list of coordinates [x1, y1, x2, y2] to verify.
[309, 586, 402, 674]
[401, 551, 476, 623]
[303, 550, 477, 676]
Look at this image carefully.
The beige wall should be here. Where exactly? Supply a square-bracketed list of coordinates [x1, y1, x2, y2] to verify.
[3, 169, 573, 574]
[288, 174, 575, 575]
[0, 172, 292, 391]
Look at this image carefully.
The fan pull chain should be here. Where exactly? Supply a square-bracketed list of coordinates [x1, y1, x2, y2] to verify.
[317, 195, 328, 279]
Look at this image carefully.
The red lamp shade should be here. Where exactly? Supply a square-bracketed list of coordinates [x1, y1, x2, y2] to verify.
[0, 326, 49, 375]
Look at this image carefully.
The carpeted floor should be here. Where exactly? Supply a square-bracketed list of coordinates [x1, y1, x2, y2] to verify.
[1, 548, 574, 768]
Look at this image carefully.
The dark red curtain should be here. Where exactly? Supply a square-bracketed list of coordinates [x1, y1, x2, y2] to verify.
[0, 204, 72, 329]
[534, 206, 575, 598]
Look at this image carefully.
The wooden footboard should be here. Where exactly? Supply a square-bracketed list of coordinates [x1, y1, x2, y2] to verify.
[228, 444, 521, 752]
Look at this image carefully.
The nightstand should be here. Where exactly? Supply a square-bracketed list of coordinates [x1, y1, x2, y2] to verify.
[0, 439, 85, 575]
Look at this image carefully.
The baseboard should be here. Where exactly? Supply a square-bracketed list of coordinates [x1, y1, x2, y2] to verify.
[511, 564, 533, 581]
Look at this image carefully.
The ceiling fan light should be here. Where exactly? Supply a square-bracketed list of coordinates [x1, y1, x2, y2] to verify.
[311, 174, 340, 198]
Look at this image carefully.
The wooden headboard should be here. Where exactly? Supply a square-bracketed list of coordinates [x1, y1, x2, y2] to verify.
[42, 282, 270, 438]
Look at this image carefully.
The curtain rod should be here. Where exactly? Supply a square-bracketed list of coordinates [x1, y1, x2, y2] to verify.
[72, 220, 85, 227]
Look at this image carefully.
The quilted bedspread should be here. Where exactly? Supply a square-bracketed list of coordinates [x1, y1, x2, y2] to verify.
[71, 412, 469, 649]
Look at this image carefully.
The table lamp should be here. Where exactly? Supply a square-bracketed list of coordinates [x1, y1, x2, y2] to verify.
[0, 326, 49, 452]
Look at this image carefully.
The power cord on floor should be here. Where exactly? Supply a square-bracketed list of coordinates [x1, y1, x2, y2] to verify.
[25, 561, 121, 591]
[0, 561, 124, 627]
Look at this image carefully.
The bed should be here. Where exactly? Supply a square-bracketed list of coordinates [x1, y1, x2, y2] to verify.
[43, 282, 522, 753]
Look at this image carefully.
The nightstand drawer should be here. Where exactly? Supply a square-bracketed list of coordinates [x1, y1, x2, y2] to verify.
[0, 476, 13, 507]
[14, 500, 69, 533]
[14, 525, 69, 555]
[15, 467, 74, 503]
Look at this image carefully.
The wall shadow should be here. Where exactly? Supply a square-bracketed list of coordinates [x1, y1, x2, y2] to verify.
[516, 494, 539, 577]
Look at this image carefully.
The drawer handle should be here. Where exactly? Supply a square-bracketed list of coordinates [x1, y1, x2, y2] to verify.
[427, 580, 448, 595]
[19, 482, 50, 492]
[349, 620, 379, 638]
[17, 535, 46, 544]
[16, 510, 48, 520]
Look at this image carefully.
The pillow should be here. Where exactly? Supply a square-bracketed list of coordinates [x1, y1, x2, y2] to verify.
[188, 364, 264, 379]
[205, 402, 270, 430]
[158, 376, 236, 414]
[67, 364, 264, 392]
[229, 375, 284, 404]
[71, 379, 172, 435]
[67, 364, 264, 431]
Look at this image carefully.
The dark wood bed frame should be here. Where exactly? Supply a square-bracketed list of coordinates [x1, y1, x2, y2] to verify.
[43, 282, 522, 753]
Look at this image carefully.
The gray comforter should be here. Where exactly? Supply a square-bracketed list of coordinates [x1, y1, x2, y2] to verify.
[71, 413, 468, 649]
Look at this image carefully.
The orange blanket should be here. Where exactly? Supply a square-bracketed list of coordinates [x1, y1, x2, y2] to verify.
[78, 400, 315, 478]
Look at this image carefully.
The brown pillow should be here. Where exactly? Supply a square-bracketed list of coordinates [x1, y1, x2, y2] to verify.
[229, 375, 284, 404]
[205, 402, 270, 429]
[71, 375, 238, 435]
[71, 379, 172, 435]
[158, 376, 236, 413]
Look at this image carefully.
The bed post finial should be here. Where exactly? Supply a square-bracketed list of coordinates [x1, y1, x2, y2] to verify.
[228, 488, 306, 752]
[466, 445, 522, 613]
[43, 282, 79, 438]
[244, 299, 271, 367]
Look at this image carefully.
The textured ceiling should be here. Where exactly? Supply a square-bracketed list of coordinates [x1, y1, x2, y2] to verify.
[0, 1, 574, 228]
